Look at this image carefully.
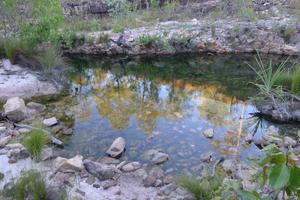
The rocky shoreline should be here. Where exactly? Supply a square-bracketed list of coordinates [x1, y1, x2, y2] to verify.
[0, 96, 299, 199]
[66, 19, 300, 56]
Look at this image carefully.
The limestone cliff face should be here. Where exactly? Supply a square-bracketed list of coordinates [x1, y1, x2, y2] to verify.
[61, 0, 109, 19]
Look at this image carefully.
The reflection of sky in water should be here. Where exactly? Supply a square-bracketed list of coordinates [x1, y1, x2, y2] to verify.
[59, 56, 299, 174]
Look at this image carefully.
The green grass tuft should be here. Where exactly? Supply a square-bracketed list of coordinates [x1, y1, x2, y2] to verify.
[291, 67, 300, 94]
[10, 170, 46, 200]
[35, 45, 64, 70]
[176, 175, 222, 200]
[23, 130, 48, 161]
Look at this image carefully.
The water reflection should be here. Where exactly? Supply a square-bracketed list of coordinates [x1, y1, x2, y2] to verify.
[58, 54, 298, 173]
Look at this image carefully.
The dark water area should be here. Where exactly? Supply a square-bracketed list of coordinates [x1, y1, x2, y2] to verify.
[54, 54, 299, 174]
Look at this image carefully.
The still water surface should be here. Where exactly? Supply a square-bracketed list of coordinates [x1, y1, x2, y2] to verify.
[56, 54, 298, 174]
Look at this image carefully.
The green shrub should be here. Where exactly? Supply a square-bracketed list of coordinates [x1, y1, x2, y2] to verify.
[177, 175, 222, 200]
[291, 67, 300, 94]
[112, 23, 125, 33]
[23, 130, 48, 161]
[11, 170, 46, 200]
[283, 27, 295, 43]
[137, 34, 161, 47]
[35, 45, 64, 70]
[98, 33, 110, 44]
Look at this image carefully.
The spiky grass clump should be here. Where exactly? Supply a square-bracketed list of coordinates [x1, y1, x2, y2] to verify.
[23, 130, 48, 161]
[176, 175, 222, 200]
[291, 67, 300, 94]
[11, 170, 46, 200]
[35, 45, 64, 70]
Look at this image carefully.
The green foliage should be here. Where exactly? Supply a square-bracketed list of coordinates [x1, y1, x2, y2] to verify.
[98, 33, 110, 44]
[23, 130, 48, 161]
[0, 37, 35, 63]
[283, 27, 295, 43]
[67, 19, 100, 32]
[112, 22, 125, 33]
[163, 41, 175, 51]
[247, 53, 290, 102]
[291, 67, 300, 94]
[35, 45, 64, 70]
[176, 175, 222, 200]
[8, 170, 46, 200]
[106, 0, 130, 17]
[260, 145, 300, 198]
[239, 7, 256, 21]
[274, 72, 293, 87]
[57, 29, 84, 49]
[137, 34, 161, 47]
[19, 0, 64, 48]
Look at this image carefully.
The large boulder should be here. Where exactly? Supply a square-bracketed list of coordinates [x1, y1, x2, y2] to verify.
[3, 97, 27, 122]
[55, 155, 84, 173]
[106, 137, 126, 158]
[83, 159, 120, 181]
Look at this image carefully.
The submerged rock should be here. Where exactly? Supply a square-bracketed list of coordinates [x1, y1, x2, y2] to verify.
[83, 159, 120, 181]
[43, 117, 58, 127]
[203, 128, 214, 138]
[144, 149, 169, 165]
[3, 97, 27, 122]
[106, 137, 126, 158]
[121, 162, 142, 172]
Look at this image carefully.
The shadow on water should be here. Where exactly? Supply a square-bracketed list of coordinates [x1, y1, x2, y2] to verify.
[53, 53, 299, 174]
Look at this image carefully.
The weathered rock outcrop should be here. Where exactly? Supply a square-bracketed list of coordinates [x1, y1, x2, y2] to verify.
[0, 59, 62, 101]
[257, 101, 300, 123]
[66, 19, 300, 56]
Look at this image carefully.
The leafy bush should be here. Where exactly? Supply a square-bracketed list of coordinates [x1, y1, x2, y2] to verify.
[291, 67, 300, 94]
[23, 130, 48, 161]
[35, 45, 64, 70]
[98, 33, 110, 44]
[177, 175, 222, 200]
[112, 22, 125, 33]
[137, 34, 161, 47]
[9, 170, 46, 200]
[252, 145, 300, 199]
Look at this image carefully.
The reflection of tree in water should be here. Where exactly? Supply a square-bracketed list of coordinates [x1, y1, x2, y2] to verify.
[66, 54, 258, 135]
[90, 65, 187, 134]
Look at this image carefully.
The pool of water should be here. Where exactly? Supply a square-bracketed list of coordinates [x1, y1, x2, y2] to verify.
[54, 54, 299, 174]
